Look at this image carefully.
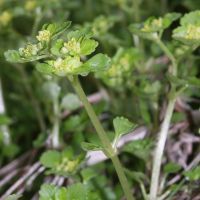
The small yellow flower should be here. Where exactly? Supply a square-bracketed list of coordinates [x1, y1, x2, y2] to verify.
[63, 38, 81, 55]
[52, 56, 82, 76]
[25, 0, 37, 11]
[64, 160, 78, 173]
[152, 18, 163, 28]
[0, 11, 12, 27]
[19, 44, 38, 57]
[185, 24, 200, 40]
[36, 30, 51, 42]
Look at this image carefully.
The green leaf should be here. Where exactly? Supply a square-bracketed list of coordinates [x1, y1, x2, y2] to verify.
[129, 12, 181, 40]
[50, 39, 64, 56]
[66, 183, 88, 200]
[122, 139, 153, 160]
[180, 10, 200, 26]
[61, 93, 81, 111]
[55, 188, 68, 200]
[4, 50, 22, 63]
[164, 162, 182, 174]
[75, 53, 111, 75]
[81, 142, 103, 151]
[40, 150, 61, 168]
[125, 169, 148, 183]
[36, 63, 53, 75]
[184, 166, 200, 181]
[80, 39, 98, 56]
[81, 168, 97, 182]
[42, 21, 71, 38]
[39, 184, 59, 200]
[5, 194, 22, 200]
[173, 11, 200, 45]
[113, 116, 136, 139]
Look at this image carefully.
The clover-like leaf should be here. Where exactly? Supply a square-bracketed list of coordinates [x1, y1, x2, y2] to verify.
[4, 50, 22, 63]
[75, 53, 111, 75]
[113, 117, 136, 146]
[122, 139, 153, 160]
[180, 10, 200, 26]
[66, 183, 88, 200]
[81, 168, 97, 182]
[80, 38, 98, 56]
[40, 150, 61, 168]
[39, 184, 61, 200]
[36, 63, 54, 74]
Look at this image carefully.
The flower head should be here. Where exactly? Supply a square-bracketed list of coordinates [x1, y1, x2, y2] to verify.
[36, 30, 51, 42]
[185, 24, 200, 40]
[62, 38, 81, 55]
[52, 56, 82, 76]
[19, 44, 38, 58]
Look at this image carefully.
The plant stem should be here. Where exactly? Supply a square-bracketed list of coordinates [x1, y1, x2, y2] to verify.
[52, 98, 60, 149]
[149, 98, 175, 200]
[149, 39, 177, 200]
[0, 78, 11, 145]
[69, 75, 134, 200]
[156, 39, 177, 76]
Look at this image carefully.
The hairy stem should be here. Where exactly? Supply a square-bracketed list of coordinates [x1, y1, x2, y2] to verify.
[69, 75, 134, 200]
[149, 39, 177, 200]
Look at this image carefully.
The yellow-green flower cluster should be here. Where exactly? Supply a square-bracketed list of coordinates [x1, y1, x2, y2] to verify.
[19, 44, 39, 58]
[51, 56, 82, 76]
[185, 24, 200, 40]
[36, 30, 51, 42]
[0, 11, 12, 27]
[56, 157, 80, 173]
[61, 38, 81, 55]
[100, 51, 134, 87]
[142, 18, 163, 32]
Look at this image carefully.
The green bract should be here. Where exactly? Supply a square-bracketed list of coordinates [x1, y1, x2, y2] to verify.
[173, 10, 200, 45]
[129, 12, 181, 40]
[5, 22, 110, 77]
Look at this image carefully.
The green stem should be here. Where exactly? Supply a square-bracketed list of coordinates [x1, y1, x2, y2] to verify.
[149, 40, 177, 200]
[52, 98, 60, 149]
[69, 75, 134, 200]
[149, 98, 175, 200]
[156, 39, 177, 76]
[0, 78, 11, 145]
